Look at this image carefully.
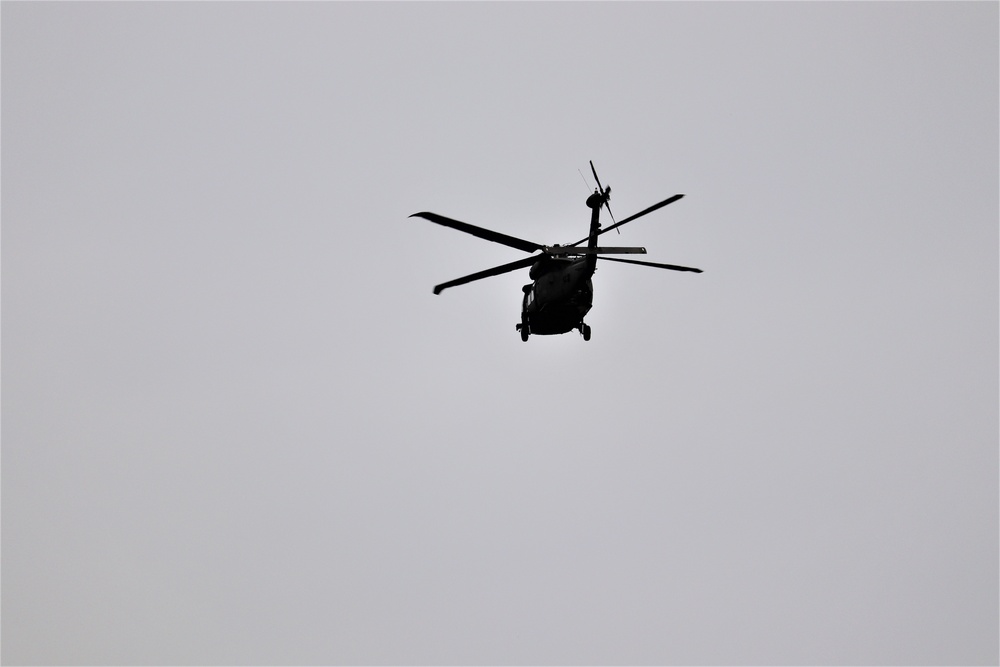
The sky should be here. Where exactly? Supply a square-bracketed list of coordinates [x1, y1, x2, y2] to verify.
[2, 2, 997, 665]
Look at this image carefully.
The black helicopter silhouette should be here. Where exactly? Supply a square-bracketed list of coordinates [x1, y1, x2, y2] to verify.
[411, 162, 702, 341]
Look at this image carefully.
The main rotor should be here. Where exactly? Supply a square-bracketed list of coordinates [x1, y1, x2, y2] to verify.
[410, 161, 702, 294]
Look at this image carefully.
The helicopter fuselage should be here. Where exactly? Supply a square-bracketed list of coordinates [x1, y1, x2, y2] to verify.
[520, 257, 595, 335]
[516, 194, 603, 338]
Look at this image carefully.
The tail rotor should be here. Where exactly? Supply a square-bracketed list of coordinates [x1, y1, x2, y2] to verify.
[589, 160, 618, 231]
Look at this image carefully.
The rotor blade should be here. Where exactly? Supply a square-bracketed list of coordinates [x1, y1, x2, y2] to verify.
[607, 194, 685, 232]
[433, 255, 539, 295]
[410, 212, 544, 254]
[589, 160, 604, 194]
[547, 246, 647, 255]
[597, 256, 702, 273]
[589, 161, 615, 222]
[569, 194, 685, 246]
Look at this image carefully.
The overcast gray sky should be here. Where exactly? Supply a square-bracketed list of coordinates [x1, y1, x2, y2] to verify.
[2, 2, 997, 665]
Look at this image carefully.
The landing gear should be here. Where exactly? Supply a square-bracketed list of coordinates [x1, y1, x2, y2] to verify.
[580, 323, 592, 341]
[516, 321, 530, 342]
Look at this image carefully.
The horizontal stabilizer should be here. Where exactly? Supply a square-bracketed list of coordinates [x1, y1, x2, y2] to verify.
[546, 246, 646, 255]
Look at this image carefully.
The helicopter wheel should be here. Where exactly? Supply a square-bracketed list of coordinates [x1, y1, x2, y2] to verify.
[582, 324, 591, 341]
[520, 327, 530, 342]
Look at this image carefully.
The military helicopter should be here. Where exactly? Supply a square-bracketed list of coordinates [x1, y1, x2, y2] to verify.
[411, 162, 702, 341]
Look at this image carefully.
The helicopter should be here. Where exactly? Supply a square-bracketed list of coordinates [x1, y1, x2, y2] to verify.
[411, 162, 702, 341]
